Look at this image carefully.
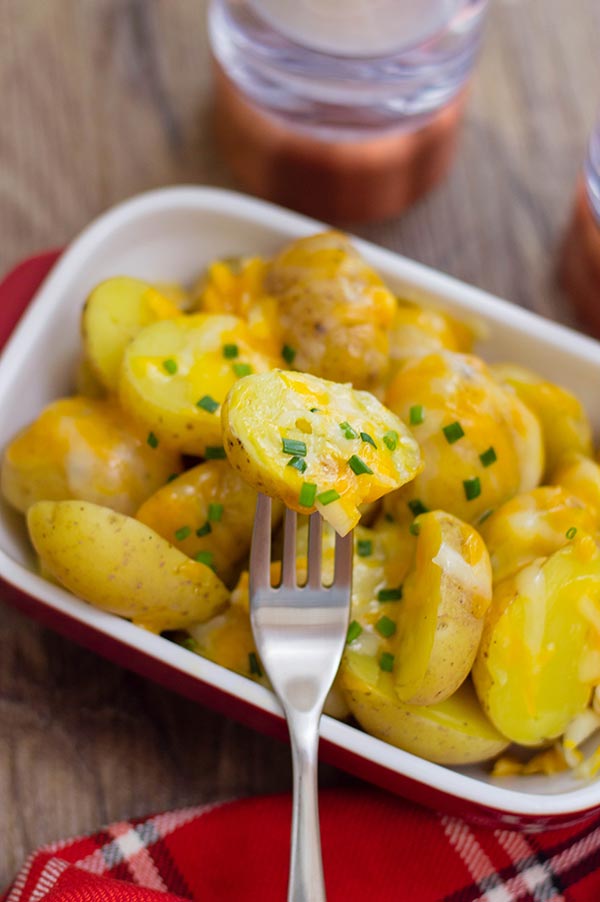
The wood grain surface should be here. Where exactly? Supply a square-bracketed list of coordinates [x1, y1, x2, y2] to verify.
[1, 0, 599, 889]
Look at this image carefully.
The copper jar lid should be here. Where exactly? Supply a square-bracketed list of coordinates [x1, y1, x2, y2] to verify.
[560, 179, 600, 338]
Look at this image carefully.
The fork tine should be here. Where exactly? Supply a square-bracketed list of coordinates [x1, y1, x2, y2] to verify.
[334, 530, 353, 589]
[307, 512, 322, 588]
[249, 494, 272, 592]
[280, 507, 297, 587]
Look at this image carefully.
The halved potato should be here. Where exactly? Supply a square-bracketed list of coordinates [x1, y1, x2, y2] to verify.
[551, 453, 600, 525]
[393, 510, 492, 705]
[82, 277, 181, 391]
[1, 396, 181, 515]
[388, 300, 474, 375]
[119, 313, 282, 456]
[221, 370, 422, 535]
[27, 501, 229, 633]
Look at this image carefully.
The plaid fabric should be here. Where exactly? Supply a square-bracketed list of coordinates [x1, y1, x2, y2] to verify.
[4, 790, 600, 902]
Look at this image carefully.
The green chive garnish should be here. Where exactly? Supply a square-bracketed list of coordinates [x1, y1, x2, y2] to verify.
[205, 446, 226, 460]
[175, 525, 192, 541]
[282, 344, 296, 365]
[208, 503, 224, 522]
[478, 509, 494, 525]
[408, 499, 429, 517]
[409, 521, 421, 536]
[566, 526, 578, 540]
[287, 456, 307, 473]
[282, 438, 307, 456]
[162, 358, 177, 374]
[376, 616, 397, 638]
[166, 473, 179, 483]
[383, 430, 399, 451]
[310, 407, 320, 413]
[298, 482, 317, 507]
[233, 363, 252, 377]
[357, 539, 372, 557]
[360, 432, 377, 448]
[443, 421, 465, 444]
[181, 637, 199, 652]
[346, 620, 362, 644]
[409, 405, 425, 426]
[340, 421, 358, 440]
[317, 489, 340, 506]
[479, 447, 497, 467]
[147, 431, 159, 448]
[197, 395, 219, 413]
[223, 343, 239, 359]
[348, 455, 373, 476]
[249, 651, 263, 676]
[377, 586, 403, 602]
[379, 652, 395, 672]
[384, 512, 395, 523]
[194, 550, 215, 568]
[196, 522, 212, 537]
[463, 477, 481, 501]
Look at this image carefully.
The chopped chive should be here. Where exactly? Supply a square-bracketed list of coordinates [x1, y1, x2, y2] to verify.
[383, 430, 399, 451]
[443, 421, 465, 444]
[339, 421, 358, 440]
[287, 455, 307, 474]
[147, 431, 159, 448]
[162, 358, 178, 374]
[310, 407, 320, 413]
[223, 343, 239, 359]
[566, 526, 578, 540]
[376, 616, 397, 638]
[282, 344, 296, 365]
[377, 586, 403, 602]
[317, 489, 340, 506]
[346, 620, 362, 644]
[197, 395, 219, 413]
[463, 477, 481, 501]
[194, 550, 215, 568]
[360, 432, 377, 448]
[249, 651, 263, 677]
[166, 472, 179, 484]
[408, 499, 429, 517]
[208, 503, 224, 522]
[479, 446, 497, 467]
[409, 521, 421, 536]
[478, 508, 494, 525]
[205, 446, 226, 460]
[379, 652, 395, 672]
[196, 522, 212, 537]
[298, 482, 317, 507]
[384, 512, 395, 523]
[181, 636, 199, 652]
[348, 455, 373, 476]
[409, 405, 425, 426]
[282, 438, 307, 457]
[233, 362, 252, 377]
[175, 525, 192, 541]
[357, 539, 372, 557]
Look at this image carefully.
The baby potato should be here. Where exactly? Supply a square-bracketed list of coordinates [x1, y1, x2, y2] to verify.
[388, 300, 474, 375]
[119, 313, 282, 456]
[340, 651, 508, 765]
[551, 453, 600, 525]
[82, 277, 181, 392]
[393, 511, 492, 706]
[480, 486, 597, 583]
[492, 363, 593, 477]
[1, 396, 181, 515]
[27, 501, 229, 632]
[384, 351, 544, 525]
[136, 460, 283, 586]
[472, 536, 600, 746]
[221, 369, 422, 536]
[265, 231, 396, 391]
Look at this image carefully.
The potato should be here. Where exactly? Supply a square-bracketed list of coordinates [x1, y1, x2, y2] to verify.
[384, 351, 544, 525]
[119, 313, 282, 456]
[472, 536, 600, 746]
[265, 231, 396, 391]
[340, 651, 508, 765]
[152, 281, 195, 311]
[550, 453, 600, 525]
[221, 369, 422, 535]
[1, 397, 181, 515]
[492, 363, 593, 477]
[393, 510, 492, 705]
[480, 486, 597, 583]
[388, 300, 474, 375]
[136, 460, 282, 585]
[82, 277, 181, 392]
[27, 501, 229, 632]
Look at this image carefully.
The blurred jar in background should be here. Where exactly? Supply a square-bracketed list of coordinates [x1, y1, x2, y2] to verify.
[209, 0, 489, 223]
[561, 115, 600, 336]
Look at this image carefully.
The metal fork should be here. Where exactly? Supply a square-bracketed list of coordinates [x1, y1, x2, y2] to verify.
[249, 495, 353, 902]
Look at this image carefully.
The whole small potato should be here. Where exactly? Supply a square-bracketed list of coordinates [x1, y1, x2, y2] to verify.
[27, 500, 229, 633]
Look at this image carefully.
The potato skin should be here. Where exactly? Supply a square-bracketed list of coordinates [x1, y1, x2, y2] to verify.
[1, 396, 181, 515]
[27, 501, 229, 633]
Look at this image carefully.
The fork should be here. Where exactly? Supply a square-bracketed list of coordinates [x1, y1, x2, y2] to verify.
[249, 495, 353, 902]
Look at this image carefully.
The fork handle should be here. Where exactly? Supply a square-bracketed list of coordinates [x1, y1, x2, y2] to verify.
[287, 709, 326, 902]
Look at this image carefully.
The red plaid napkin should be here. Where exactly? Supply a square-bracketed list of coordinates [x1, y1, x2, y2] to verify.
[4, 789, 600, 902]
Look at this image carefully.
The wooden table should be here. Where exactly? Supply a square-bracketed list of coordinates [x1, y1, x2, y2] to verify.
[1, 0, 599, 888]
